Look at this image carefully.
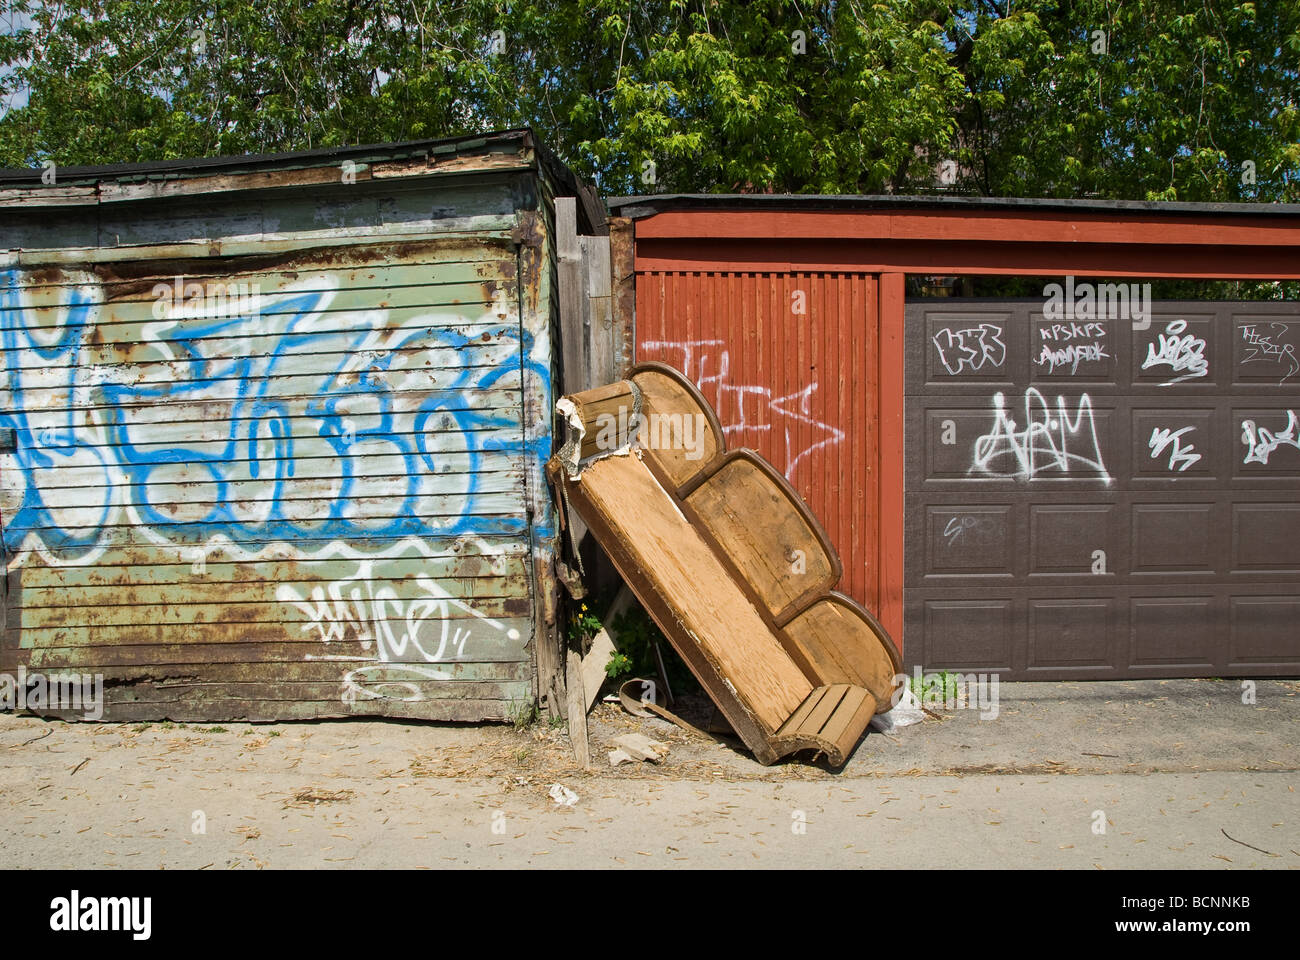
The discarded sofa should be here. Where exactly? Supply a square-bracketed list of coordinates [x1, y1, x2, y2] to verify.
[547, 362, 902, 766]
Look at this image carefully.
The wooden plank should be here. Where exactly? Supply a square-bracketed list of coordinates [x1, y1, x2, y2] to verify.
[580, 585, 633, 712]
[18, 470, 522, 509]
[581, 235, 615, 387]
[565, 644, 590, 766]
[629, 366, 724, 490]
[796, 683, 849, 737]
[877, 272, 906, 652]
[22, 697, 523, 723]
[0, 376, 526, 411]
[632, 238, 1300, 280]
[1, 252, 517, 305]
[685, 454, 839, 621]
[16, 595, 534, 629]
[777, 685, 826, 735]
[11, 555, 528, 590]
[10, 659, 531, 682]
[16, 638, 532, 666]
[572, 455, 811, 731]
[808, 686, 872, 744]
[607, 217, 637, 378]
[89, 678, 528, 704]
[13, 575, 529, 609]
[0, 335, 525, 376]
[3, 529, 533, 557]
[632, 208, 1300, 247]
[558, 242, 587, 395]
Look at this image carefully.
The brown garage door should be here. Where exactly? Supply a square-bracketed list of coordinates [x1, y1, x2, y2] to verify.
[905, 298, 1300, 679]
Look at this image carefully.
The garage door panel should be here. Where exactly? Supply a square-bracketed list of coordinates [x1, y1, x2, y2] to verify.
[1129, 596, 1218, 668]
[907, 299, 1300, 680]
[1229, 596, 1300, 663]
[1231, 312, 1300, 387]
[1030, 314, 1117, 382]
[1131, 502, 1217, 574]
[1133, 407, 1218, 479]
[1028, 504, 1115, 576]
[921, 598, 1015, 671]
[1231, 503, 1300, 571]
[919, 310, 1017, 384]
[1027, 599, 1113, 670]
[1234, 405, 1300, 478]
[1132, 313, 1218, 388]
[923, 504, 1014, 576]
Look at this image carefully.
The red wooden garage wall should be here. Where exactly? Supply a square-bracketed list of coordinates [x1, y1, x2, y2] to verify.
[634, 270, 892, 630]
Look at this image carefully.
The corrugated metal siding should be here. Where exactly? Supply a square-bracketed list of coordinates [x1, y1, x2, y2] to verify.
[635, 271, 880, 611]
[0, 237, 546, 720]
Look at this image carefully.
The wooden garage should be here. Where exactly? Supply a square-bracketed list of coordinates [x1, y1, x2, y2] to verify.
[605, 194, 1300, 680]
[0, 130, 603, 720]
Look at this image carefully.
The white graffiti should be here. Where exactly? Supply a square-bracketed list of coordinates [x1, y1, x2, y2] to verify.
[1241, 410, 1300, 466]
[277, 560, 522, 664]
[1241, 322, 1299, 384]
[943, 515, 979, 545]
[1148, 426, 1202, 472]
[1142, 319, 1208, 385]
[639, 339, 843, 481]
[970, 389, 1110, 483]
[1036, 341, 1109, 374]
[932, 323, 1006, 375]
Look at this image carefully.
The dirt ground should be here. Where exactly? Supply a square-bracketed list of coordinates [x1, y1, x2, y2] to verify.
[2, 678, 1297, 869]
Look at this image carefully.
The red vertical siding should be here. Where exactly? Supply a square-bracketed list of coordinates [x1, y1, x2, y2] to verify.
[636, 271, 881, 616]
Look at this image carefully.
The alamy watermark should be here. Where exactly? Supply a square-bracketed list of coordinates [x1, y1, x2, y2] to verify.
[1042, 276, 1152, 329]
[150, 275, 263, 320]
[592, 408, 709, 461]
[50, 890, 151, 940]
[892, 665, 1000, 720]
[0, 667, 103, 720]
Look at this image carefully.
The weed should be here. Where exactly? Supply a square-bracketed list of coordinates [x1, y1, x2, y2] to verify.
[508, 699, 539, 731]
[909, 671, 961, 708]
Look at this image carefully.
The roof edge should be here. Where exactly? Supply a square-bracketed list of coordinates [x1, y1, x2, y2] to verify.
[605, 193, 1300, 218]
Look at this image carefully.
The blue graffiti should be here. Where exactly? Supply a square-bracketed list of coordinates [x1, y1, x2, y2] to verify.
[0, 269, 552, 557]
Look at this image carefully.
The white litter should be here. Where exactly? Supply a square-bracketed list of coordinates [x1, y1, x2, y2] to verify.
[548, 783, 579, 806]
[870, 686, 926, 732]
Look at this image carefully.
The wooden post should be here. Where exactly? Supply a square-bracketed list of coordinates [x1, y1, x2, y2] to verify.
[565, 644, 590, 767]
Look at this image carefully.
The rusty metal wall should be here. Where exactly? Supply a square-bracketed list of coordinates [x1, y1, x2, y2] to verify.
[905, 298, 1300, 679]
[635, 271, 880, 612]
[0, 236, 551, 720]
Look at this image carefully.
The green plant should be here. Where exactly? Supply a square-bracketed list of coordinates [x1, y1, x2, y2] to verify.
[909, 671, 961, 708]
[507, 699, 539, 731]
[604, 652, 632, 680]
[567, 600, 603, 646]
[606, 602, 697, 694]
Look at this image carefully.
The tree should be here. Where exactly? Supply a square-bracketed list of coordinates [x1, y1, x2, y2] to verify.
[0, 0, 1296, 202]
